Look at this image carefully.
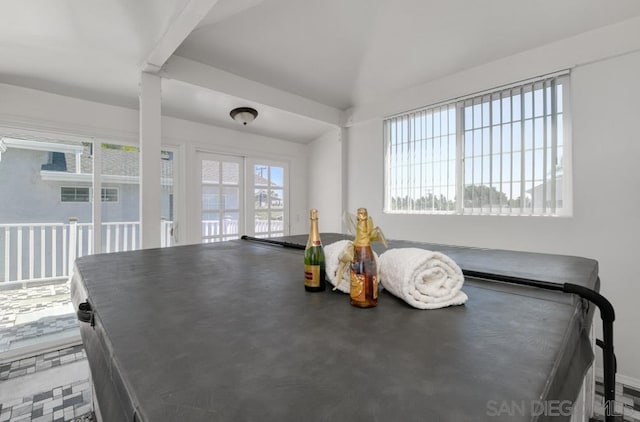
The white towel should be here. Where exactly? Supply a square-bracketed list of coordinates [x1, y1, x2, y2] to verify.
[378, 248, 468, 309]
[324, 240, 380, 294]
[324, 240, 354, 293]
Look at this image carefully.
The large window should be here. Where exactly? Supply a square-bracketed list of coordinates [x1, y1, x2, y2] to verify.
[384, 73, 570, 216]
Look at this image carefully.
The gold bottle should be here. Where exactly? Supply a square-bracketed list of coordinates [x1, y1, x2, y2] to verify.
[350, 208, 378, 308]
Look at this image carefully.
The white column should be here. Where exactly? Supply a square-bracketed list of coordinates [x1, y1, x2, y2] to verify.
[68, 218, 78, 277]
[339, 127, 348, 233]
[139, 72, 162, 249]
[92, 140, 102, 253]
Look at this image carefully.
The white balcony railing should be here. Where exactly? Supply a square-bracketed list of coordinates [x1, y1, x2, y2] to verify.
[0, 219, 283, 283]
[0, 220, 174, 283]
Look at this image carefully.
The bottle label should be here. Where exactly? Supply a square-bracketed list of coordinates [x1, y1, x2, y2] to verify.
[350, 273, 378, 303]
[372, 275, 378, 300]
[304, 265, 321, 287]
[350, 272, 365, 302]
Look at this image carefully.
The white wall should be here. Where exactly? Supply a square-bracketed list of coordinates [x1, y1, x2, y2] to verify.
[0, 83, 309, 242]
[343, 24, 640, 380]
[307, 128, 343, 232]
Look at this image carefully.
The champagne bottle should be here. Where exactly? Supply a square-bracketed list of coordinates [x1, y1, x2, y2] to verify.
[304, 209, 326, 292]
[350, 208, 378, 308]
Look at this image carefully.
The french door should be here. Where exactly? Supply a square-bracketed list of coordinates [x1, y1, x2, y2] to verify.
[198, 152, 244, 243]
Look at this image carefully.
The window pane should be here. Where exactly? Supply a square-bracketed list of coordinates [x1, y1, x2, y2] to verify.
[255, 189, 268, 209]
[222, 162, 239, 185]
[254, 165, 269, 186]
[101, 143, 139, 253]
[161, 150, 174, 247]
[202, 213, 220, 237]
[101, 188, 118, 202]
[270, 189, 284, 208]
[270, 211, 284, 231]
[222, 187, 239, 210]
[270, 166, 284, 188]
[202, 186, 221, 210]
[255, 214, 269, 233]
[223, 212, 239, 236]
[202, 160, 219, 184]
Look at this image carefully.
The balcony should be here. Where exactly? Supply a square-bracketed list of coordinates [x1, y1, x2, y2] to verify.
[0, 220, 173, 359]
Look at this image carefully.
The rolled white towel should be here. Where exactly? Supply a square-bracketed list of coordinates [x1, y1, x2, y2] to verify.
[378, 248, 468, 309]
[324, 240, 380, 294]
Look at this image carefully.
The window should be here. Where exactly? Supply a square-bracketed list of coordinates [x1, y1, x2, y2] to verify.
[253, 164, 286, 237]
[384, 73, 570, 216]
[60, 187, 119, 203]
[61, 187, 90, 202]
[101, 187, 119, 202]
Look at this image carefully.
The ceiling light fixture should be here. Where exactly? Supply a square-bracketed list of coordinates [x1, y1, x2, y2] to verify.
[230, 107, 258, 125]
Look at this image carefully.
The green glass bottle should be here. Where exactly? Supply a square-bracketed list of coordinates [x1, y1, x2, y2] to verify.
[304, 209, 326, 292]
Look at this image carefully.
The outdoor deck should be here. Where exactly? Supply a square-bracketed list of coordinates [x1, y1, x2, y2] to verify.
[0, 279, 78, 356]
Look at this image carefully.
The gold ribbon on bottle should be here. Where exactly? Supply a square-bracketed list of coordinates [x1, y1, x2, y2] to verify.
[333, 242, 354, 291]
[343, 210, 387, 248]
[364, 216, 387, 248]
[333, 211, 387, 291]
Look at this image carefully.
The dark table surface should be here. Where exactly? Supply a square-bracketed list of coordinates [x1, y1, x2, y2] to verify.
[71, 234, 597, 422]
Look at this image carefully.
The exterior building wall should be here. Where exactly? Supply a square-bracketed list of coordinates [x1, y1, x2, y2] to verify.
[0, 148, 171, 224]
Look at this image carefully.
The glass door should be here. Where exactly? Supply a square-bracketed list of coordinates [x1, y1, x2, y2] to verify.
[198, 152, 244, 243]
[0, 136, 91, 359]
[249, 161, 288, 238]
[161, 148, 177, 247]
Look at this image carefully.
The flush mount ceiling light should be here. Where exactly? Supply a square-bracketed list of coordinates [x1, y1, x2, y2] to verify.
[230, 107, 258, 125]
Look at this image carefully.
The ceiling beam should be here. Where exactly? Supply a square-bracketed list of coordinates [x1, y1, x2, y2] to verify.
[162, 56, 343, 127]
[143, 0, 220, 73]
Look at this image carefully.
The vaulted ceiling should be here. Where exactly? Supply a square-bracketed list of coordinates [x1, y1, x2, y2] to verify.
[2, 0, 640, 142]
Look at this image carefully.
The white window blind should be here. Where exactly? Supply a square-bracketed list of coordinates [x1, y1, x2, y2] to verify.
[384, 73, 570, 216]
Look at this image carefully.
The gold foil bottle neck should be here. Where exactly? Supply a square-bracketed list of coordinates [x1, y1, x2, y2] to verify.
[356, 208, 368, 221]
[310, 209, 318, 220]
[354, 208, 370, 247]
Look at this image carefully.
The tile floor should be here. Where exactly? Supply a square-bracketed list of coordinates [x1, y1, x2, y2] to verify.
[0, 345, 86, 381]
[594, 377, 640, 421]
[0, 281, 77, 354]
[0, 346, 93, 422]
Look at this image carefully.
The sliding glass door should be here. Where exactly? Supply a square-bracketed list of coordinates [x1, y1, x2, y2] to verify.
[0, 137, 90, 359]
[0, 135, 179, 360]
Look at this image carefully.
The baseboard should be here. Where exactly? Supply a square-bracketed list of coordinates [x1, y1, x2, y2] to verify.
[595, 367, 640, 390]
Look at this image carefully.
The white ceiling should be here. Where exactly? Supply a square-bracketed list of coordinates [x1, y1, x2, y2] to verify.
[162, 78, 335, 143]
[0, 0, 191, 108]
[178, 0, 640, 109]
[2, 0, 640, 143]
